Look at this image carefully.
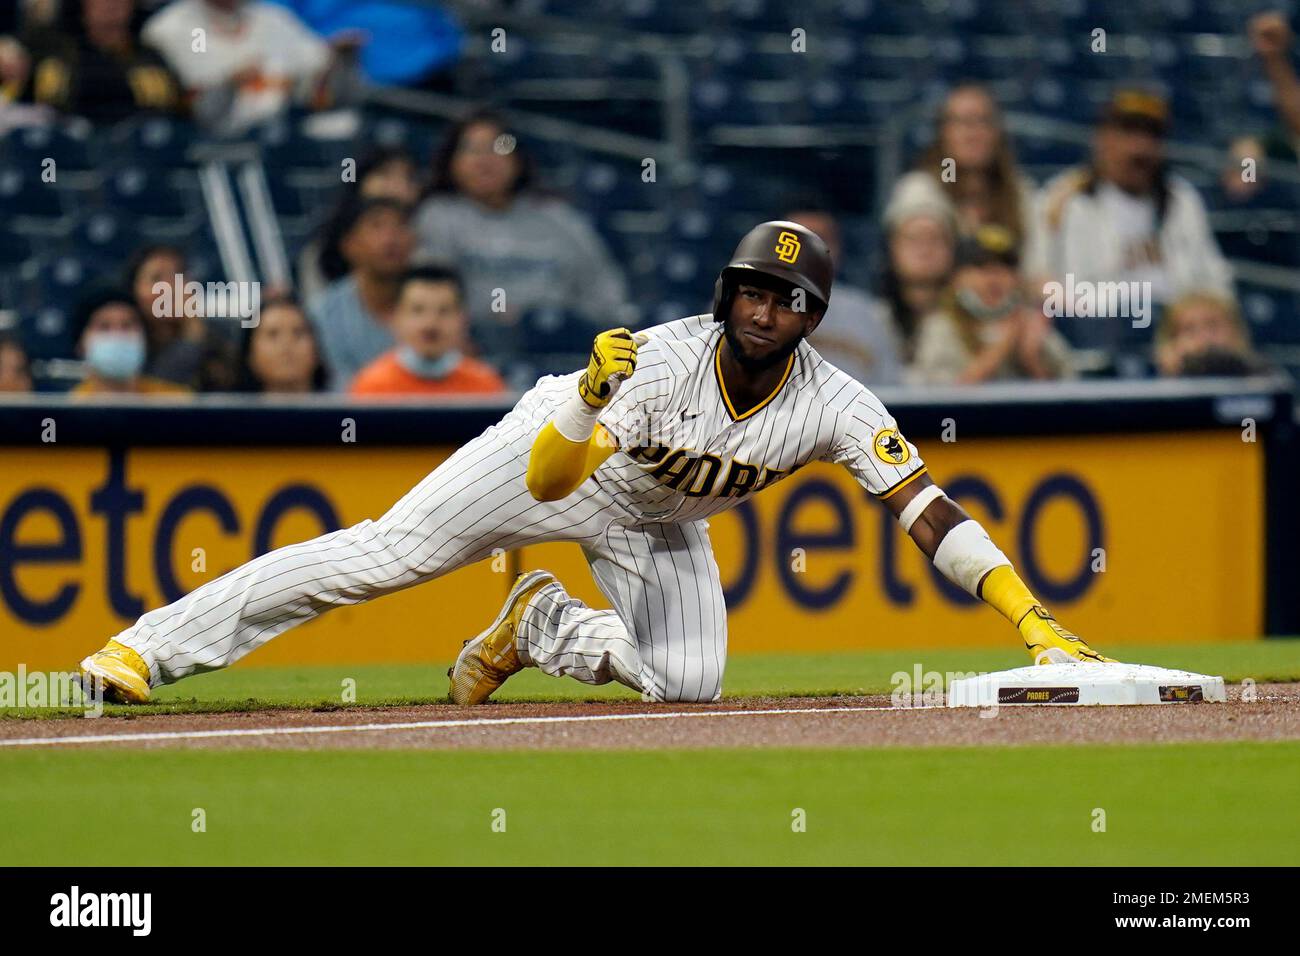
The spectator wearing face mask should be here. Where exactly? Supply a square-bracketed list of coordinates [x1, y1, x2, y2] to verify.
[0, 333, 33, 392]
[1154, 291, 1271, 378]
[912, 224, 1074, 385]
[70, 288, 191, 396]
[350, 265, 505, 397]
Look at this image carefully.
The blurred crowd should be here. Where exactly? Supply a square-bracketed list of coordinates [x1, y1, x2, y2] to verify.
[0, 0, 1296, 399]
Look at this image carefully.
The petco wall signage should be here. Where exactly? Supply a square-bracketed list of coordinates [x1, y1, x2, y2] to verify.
[0, 427, 1263, 671]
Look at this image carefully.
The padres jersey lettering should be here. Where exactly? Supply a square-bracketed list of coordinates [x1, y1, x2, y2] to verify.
[624, 447, 779, 499]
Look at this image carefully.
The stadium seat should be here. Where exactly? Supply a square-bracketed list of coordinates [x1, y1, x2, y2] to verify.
[264, 169, 311, 222]
[701, 33, 810, 82]
[575, 160, 659, 212]
[1242, 287, 1300, 345]
[0, 232, 34, 268]
[1218, 221, 1300, 269]
[807, 79, 857, 124]
[20, 305, 76, 360]
[847, 80, 921, 124]
[1014, 133, 1086, 169]
[0, 164, 70, 232]
[107, 166, 191, 221]
[108, 115, 198, 169]
[2, 123, 99, 183]
[697, 164, 738, 205]
[963, 36, 1039, 81]
[520, 307, 597, 355]
[73, 212, 127, 272]
[12, 256, 91, 358]
[616, 0, 711, 35]
[852, 37, 943, 83]
[257, 115, 355, 174]
[835, 0, 925, 37]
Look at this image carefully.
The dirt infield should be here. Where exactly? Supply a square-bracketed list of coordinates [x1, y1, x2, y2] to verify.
[1, 682, 1297, 751]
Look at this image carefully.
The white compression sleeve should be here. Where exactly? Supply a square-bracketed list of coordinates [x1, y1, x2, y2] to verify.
[551, 392, 603, 442]
[932, 519, 1011, 598]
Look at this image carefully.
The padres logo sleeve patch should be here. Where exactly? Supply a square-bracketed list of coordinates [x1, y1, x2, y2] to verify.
[872, 426, 911, 465]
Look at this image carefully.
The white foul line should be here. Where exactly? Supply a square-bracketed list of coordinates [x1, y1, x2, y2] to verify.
[0, 703, 914, 749]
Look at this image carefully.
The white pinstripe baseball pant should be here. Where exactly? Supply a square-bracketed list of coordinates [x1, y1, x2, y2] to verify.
[112, 419, 728, 703]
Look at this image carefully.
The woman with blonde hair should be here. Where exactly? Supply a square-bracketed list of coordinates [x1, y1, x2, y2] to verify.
[1155, 292, 1269, 377]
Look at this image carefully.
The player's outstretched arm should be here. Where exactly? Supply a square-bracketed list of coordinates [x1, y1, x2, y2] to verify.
[883, 474, 1117, 665]
[525, 328, 646, 502]
[527, 421, 618, 501]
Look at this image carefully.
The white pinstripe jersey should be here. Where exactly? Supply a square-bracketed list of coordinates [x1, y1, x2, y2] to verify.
[512, 314, 927, 524]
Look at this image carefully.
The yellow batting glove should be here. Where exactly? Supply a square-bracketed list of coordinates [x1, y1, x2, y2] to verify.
[1019, 606, 1117, 665]
[578, 328, 647, 409]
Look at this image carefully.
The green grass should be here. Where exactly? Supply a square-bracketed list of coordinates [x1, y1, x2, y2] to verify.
[5, 639, 1297, 719]
[1, 742, 1296, 865]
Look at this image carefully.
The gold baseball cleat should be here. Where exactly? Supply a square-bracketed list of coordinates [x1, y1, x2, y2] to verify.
[448, 570, 558, 705]
[1020, 606, 1117, 664]
[78, 640, 152, 704]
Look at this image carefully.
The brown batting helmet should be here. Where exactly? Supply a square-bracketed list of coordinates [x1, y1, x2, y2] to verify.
[711, 220, 834, 322]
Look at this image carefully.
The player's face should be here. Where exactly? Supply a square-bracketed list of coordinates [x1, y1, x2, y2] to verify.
[395, 281, 465, 359]
[249, 304, 318, 392]
[725, 282, 819, 370]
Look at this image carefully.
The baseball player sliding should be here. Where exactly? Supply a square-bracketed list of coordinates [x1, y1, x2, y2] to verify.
[79, 220, 1114, 706]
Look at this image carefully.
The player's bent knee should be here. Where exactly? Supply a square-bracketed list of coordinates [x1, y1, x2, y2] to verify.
[654, 668, 724, 704]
